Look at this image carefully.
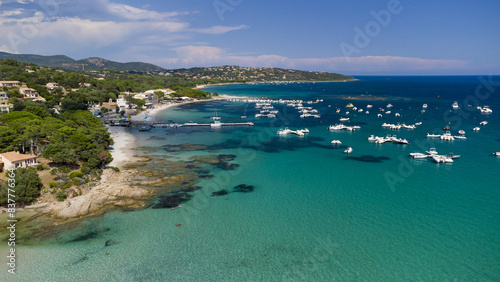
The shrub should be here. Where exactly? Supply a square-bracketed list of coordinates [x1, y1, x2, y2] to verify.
[56, 191, 67, 201]
[36, 165, 45, 171]
[49, 181, 56, 188]
[112, 167, 120, 172]
[62, 183, 71, 189]
[70, 171, 84, 178]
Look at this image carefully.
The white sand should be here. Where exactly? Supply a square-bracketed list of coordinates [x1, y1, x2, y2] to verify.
[108, 126, 137, 168]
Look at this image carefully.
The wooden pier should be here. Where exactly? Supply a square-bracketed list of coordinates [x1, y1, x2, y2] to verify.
[129, 121, 254, 128]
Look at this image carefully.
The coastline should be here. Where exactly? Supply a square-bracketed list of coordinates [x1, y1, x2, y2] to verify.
[1, 95, 243, 226]
[195, 79, 358, 90]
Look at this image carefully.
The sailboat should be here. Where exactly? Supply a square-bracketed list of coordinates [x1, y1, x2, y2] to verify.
[210, 109, 221, 120]
[241, 103, 249, 119]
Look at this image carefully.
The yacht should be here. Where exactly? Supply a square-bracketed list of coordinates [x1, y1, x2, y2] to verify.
[426, 148, 438, 155]
[402, 124, 416, 129]
[409, 152, 429, 159]
[431, 155, 453, 163]
[480, 106, 493, 114]
[392, 137, 410, 144]
[277, 127, 292, 135]
[473, 127, 480, 131]
[480, 121, 488, 126]
[452, 101, 459, 109]
[344, 146, 353, 154]
[331, 140, 342, 145]
[328, 124, 346, 130]
[368, 135, 379, 142]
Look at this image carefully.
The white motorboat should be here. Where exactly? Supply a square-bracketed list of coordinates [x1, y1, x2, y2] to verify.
[453, 135, 467, 140]
[377, 113, 382, 118]
[480, 106, 492, 114]
[473, 127, 480, 131]
[300, 128, 310, 133]
[494, 152, 500, 157]
[402, 124, 416, 129]
[328, 124, 346, 130]
[387, 104, 393, 108]
[431, 155, 453, 163]
[426, 148, 438, 155]
[344, 147, 353, 154]
[210, 120, 222, 127]
[368, 135, 378, 142]
[382, 123, 394, 128]
[365, 111, 370, 114]
[458, 130, 465, 134]
[277, 127, 292, 135]
[422, 104, 428, 109]
[414, 122, 422, 126]
[480, 121, 488, 126]
[385, 111, 392, 114]
[427, 133, 441, 138]
[392, 137, 410, 144]
[452, 101, 459, 109]
[409, 153, 429, 159]
[331, 140, 342, 145]
[339, 117, 350, 122]
[446, 153, 461, 159]
[366, 104, 373, 108]
[395, 113, 401, 117]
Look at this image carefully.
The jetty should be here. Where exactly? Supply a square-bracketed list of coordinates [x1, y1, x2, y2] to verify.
[129, 121, 254, 128]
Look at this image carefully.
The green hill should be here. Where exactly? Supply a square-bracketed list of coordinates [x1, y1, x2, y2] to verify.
[0, 52, 166, 72]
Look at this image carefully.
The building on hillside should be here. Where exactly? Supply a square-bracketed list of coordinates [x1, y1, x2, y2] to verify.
[46, 82, 60, 91]
[0, 81, 21, 87]
[0, 151, 38, 170]
[0, 92, 11, 113]
[19, 87, 45, 101]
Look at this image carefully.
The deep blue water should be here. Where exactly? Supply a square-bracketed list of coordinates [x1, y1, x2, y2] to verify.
[3, 76, 500, 281]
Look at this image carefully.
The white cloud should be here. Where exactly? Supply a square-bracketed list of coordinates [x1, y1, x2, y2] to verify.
[191, 25, 249, 35]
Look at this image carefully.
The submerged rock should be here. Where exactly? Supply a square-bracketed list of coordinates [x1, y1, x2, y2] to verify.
[105, 239, 119, 247]
[152, 192, 192, 209]
[233, 184, 254, 193]
[198, 174, 215, 179]
[212, 189, 228, 196]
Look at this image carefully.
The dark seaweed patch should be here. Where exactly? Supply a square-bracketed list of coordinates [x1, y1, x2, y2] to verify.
[212, 189, 229, 196]
[152, 192, 193, 209]
[344, 155, 391, 163]
[233, 184, 254, 193]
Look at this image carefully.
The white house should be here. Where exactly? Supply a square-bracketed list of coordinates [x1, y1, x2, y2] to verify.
[0, 151, 38, 170]
[0, 81, 21, 87]
[19, 87, 45, 101]
[46, 82, 60, 91]
[0, 92, 10, 113]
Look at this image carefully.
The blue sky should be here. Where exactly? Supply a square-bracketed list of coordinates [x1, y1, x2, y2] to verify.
[0, 0, 499, 75]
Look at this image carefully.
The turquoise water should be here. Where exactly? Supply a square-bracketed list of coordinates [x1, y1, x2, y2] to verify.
[2, 76, 500, 281]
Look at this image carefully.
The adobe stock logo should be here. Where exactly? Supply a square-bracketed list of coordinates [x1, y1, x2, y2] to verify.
[339, 0, 404, 61]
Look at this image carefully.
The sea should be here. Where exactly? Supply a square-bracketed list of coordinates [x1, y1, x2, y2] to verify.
[2, 76, 500, 281]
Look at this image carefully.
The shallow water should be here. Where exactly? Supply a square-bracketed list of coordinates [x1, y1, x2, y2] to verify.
[3, 76, 500, 281]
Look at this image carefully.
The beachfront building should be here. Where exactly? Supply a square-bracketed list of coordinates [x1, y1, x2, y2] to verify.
[116, 97, 129, 110]
[134, 92, 158, 108]
[0, 151, 38, 171]
[0, 81, 21, 87]
[102, 98, 118, 111]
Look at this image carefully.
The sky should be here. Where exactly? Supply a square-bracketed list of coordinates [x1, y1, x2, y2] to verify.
[0, 0, 499, 75]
